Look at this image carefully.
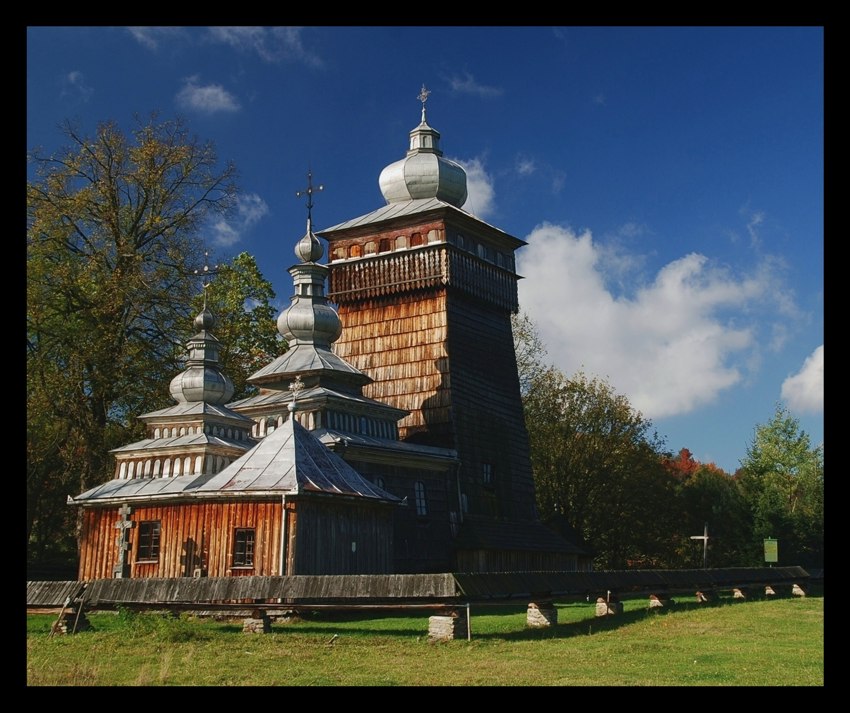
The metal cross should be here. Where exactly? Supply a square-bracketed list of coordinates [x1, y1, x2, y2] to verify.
[289, 375, 305, 408]
[296, 170, 323, 224]
[418, 84, 431, 122]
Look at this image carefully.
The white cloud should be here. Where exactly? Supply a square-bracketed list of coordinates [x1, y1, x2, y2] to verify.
[206, 26, 322, 67]
[210, 193, 270, 247]
[127, 26, 187, 50]
[517, 223, 794, 420]
[60, 71, 93, 102]
[447, 72, 504, 98]
[455, 157, 496, 220]
[176, 76, 241, 114]
[781, 345, 823, 414]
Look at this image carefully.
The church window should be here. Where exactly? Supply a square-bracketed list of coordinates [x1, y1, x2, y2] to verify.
[395, 235, 408, 249]
[483, 462, 494, 487]
[233, 528, 255, 568]
[350, 244, 362, 258]
[365, 241, 377, 255]
[414, 481, 428, 516]
[137, 521, 161, 562]
[379, 238, 392, 253]
[410, 232, 423, 247]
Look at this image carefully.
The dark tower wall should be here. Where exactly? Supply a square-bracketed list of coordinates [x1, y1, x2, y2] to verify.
[324, 210, 539, 531]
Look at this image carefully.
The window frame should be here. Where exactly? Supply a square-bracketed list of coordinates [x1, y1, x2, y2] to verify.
[233, 528, 256, 568]
[136, 520, 161, 562]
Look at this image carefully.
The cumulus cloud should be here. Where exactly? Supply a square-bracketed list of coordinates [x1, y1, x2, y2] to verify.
[517, 223, 794, 420]
[209, 193, 270, 247]
[781, 345, 824, 414]
[206, 26, 322, 67]
[127, 26, 187, 50]
[455, 157, 496, 220]
[447, 71, 504, 98]
[60, 71, 93, 102]
[176, 76, 240, 114]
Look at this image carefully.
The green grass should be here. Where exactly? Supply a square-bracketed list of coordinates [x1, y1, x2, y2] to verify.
[26, 594, 823, 686]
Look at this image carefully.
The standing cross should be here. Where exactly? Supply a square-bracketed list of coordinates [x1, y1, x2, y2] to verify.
[112, 504, 136, 578]
[690, 522, 709, 569]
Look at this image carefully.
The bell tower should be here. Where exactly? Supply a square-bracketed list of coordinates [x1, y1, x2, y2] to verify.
[318, 89, 579, 570]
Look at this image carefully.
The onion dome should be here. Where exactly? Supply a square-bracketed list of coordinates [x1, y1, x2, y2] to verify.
[276, 179, 342, 347]
[169, 301, 235, 405]
[378, 85, 468, 207]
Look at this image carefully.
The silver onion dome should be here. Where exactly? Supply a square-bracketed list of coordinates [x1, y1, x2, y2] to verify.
[378, 87, 467, 207]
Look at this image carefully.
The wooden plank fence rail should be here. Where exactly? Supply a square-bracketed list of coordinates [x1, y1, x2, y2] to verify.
[27, 567, 811, 613]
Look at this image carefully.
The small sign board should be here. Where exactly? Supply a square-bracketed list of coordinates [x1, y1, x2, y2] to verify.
[764, 538, 778, 563]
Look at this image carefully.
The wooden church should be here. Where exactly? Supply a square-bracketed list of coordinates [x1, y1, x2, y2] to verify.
[69, 90, 589, 580]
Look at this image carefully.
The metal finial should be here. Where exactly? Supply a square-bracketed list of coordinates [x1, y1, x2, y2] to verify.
[193, 250, 220, 306]
[418, 84, 431, 122]
[288, 375, 305, 413]
[296, 170, 324, 227]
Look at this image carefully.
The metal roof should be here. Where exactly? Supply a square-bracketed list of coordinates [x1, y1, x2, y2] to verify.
[138, 401, 255, 424]
[229, 384, 408, 420]
[318, 197, 521, 245]
[314, 428, 457, 462]
[72, 412, 400, 505]
[110, 432, 250, 454]
[248, 343, 368, 383]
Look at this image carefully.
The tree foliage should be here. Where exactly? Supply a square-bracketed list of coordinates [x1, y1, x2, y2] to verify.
[27, 115, 238, 563]
[191, 252, 282, 400]
[523, 361, 675, 570]
[737, 404, 824, 567]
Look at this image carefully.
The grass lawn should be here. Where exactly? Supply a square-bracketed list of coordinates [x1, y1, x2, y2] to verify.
[26, 593, 823, 686]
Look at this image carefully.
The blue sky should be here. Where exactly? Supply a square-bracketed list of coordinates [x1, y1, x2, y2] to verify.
[26, 26, 824, 474]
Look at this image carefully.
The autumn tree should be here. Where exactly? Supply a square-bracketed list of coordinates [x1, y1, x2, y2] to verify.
[27, 115, 238, 567]
[737, 403, 824, 568]
[662, 450, 753, 567]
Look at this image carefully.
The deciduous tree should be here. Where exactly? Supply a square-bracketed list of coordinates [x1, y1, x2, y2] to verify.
[27, 115, 238, 565]
[737, 403, 824, 567]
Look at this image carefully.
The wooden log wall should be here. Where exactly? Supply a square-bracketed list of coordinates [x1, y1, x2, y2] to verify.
[77, 500, 283, 581]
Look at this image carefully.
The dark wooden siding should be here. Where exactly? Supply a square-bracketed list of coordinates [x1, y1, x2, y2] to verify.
[288, 498, 394, 575]
[78, 501, 284, 581]
[445, 294, 538, 522]
[350, 460, 455, 573]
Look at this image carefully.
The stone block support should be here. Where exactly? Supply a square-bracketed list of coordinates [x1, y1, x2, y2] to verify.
[733, 588, 747, 599]
[695, 590, 716, 604]
[242, 611, 271, 634]
[50, 608, 91, 635]
[428, 609, 469, 642]
[792, 583, 807, 597]
[595, 597, 623, 617]
[648, 594, 674, 609]
[527, 601, 557, 627]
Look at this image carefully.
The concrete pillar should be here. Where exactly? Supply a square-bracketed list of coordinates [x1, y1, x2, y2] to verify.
[527, 601, 557, 628]
[428, 609, 469, 642]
